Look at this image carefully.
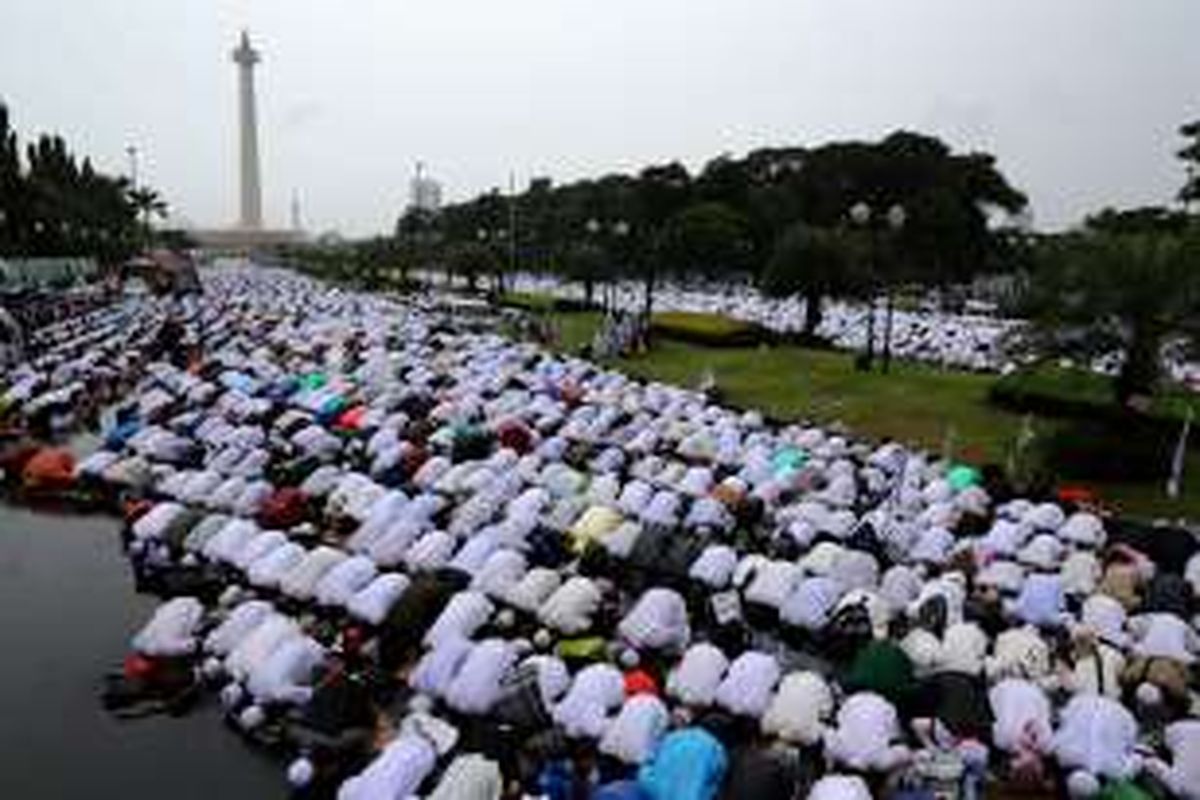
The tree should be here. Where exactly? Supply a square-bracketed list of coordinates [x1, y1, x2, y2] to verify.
[128, 187, 168, 249]
[429, 129, 1026, 315]
[444, 241, 498, 293]
[1180, 119, 1200, 208]
[0, 104, 21, 256]
[634, 162, 691, 314]
[762, 223, 860, 336]
[660, 201, 754, 282]
[396, 205, 439, 287]
[561, 241, 610, 306]
[1027, 230, 1200, 405]
[0, 102, 142, 264]
[1086, 206, 1192, 236]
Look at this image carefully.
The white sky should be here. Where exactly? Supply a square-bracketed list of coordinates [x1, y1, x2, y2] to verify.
[2, 0, 1198, 236]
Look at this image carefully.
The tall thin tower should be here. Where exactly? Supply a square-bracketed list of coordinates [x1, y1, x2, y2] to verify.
[231, 30, 263, 230]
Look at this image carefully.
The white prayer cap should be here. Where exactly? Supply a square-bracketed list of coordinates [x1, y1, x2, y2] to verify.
[797, 542, 845, 576]
[1078, 594, 1129, 648]
[1017, 533, 1065, 570]
[808, 775, 872, 800]
[1066, 770, 1101, 799]
[287, 757, 315, 788]
[1059, 512, 1105, 548]
[1025, 502, 1066, 532]
[976, 560, 1026, 594]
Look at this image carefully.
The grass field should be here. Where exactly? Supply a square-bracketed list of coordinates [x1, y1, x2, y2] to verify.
[537, 306, 1200, 521]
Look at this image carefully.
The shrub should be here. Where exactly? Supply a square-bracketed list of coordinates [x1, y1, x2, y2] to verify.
[1036, 419, 1174, 482]
[649, 311, 770, 347]
[990, 364, 1195, 425]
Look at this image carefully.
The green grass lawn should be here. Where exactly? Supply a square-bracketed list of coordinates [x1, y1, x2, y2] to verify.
[500, 291, 561, 312]
[538, 307, 1200, 521]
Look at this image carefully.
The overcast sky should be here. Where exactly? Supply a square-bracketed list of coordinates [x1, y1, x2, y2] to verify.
[2, 0, 1198, 236]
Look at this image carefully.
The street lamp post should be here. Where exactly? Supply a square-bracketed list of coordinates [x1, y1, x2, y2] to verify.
[126, 145, 139, 190]
[612, 220, 629, 312]
[849, 201, 906, 373]
[849, 202, 876, 371]
[584, 218, 628, 311]
[882, 204, 907, 374]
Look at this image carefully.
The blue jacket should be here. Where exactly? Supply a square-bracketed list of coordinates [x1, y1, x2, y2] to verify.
[638, 728, 728, 800]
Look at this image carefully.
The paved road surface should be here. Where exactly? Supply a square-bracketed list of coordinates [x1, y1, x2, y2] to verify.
[0, 505, 282, 798]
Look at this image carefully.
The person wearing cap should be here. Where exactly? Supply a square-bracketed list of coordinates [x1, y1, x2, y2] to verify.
[245, 633, 324, 705]
[1099, 546, 1152, 611]
[1052, 694, 1143, 791]
[336, 725, 438, 800]
[985, 624, 1057, 688]
[878, 564, 923, 615]
[667, 643, 729, 708]
[908, 573, 968, 634]
[539, 576, 603, 635]
[910, 623, 992, 753]
[715, 651, 780, 718]
[1143, 720, 1200, 800]
[1122, 611, 1199, 711]
[1006, 572, 1069, 629]
[1061, 548, 1102, 601]
[1061, 594, 1129, 699]
[410, 630, 473, 697]
[132, 596, 205, 658]
[426, 753, 503, 800]
[806, 775, 872, 800]
[599, 694, 671, 765]
[203, 600, 275, 658]
[823, 691, 912, 773]
[760, 671, 833, 746]
[989, 677, 1054, 783]
[424, 591, 495, 649]
[554, 663, 626, 739]
[688, 544, 738, 590]
[618, 588, 691, 654]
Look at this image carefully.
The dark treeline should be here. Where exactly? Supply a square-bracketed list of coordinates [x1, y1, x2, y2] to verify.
[0, 102, 145, 265]
[395, 130, 1031, 313]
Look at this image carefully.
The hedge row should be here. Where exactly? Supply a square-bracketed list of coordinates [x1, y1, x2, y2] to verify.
[649, 311, 771, 348]
[989, 365, 1195, 425]
[500, 292, 594, 313]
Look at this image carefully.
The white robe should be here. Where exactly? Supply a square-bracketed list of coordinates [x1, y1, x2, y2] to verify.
[554, 664, 625, 739]
[598, 695, 670, 765]
[132, 596, 204, 657]
[538, 577, 601, 635]
[761, 671, 833, 745]
[204, 600, 274, 656]
[444, 639, 517, 716]
[347, 573, 411, 625]
[715, 651, 780, 717]
[315, 555, 379, 608]
[618, 588, 690, 652]
[337, 732, 437, 800]
[1052, 694, 1141, 779]
[989, 678, 1053, 754]
[424, 591, 495, 649]
[667, 643, 729, 708]
[824, 692, 910, 772]
[246, 635, 324, 705]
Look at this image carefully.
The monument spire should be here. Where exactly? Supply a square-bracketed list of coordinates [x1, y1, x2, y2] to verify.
[231, 30, 262, 230]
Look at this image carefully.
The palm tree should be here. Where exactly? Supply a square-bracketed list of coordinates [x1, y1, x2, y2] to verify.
[127, 187, 168, 249]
